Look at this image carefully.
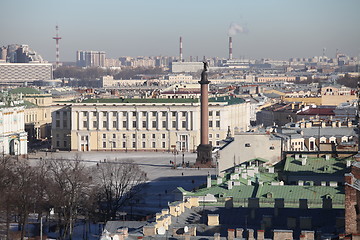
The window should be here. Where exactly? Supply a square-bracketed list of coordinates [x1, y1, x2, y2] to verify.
[152, 142, 156, 148]
[209, 121, 213, 128]
[83, 121, 88, 128]
[112, 134, 116, 138]
[132, 142, 136, 148]
[63, 111, 67, 117]
[172, 121, 176, 128]
[123, 121, 127, 128]
[162, 111, 166, 117]
[209, 134, 213, 138]
[103, 112, 107, 117]
[112, 111, 117, 117]
[152, 121, 157, 128]
[209, 111, 213, 116]
[132, 121, 137, 128]
[93, 111, 97, 117]
[123, 111, 127, 116]
[216, 121, 220, 128]
[56, 111, 60, 117]
[182, 111, 186, 117]
[142, 121, 147, 128]
[162, 142, 166, 148]
[103, 134, 106, 138]
[152, 111, 156, 117]
[103, 121, 107, 128]
[162, 134, 166, 139]
[132, 112, 137, 117]
[93, 121, 97, 128]
[142, 112, 147, 116]
[216, 141, 220, 146]
[309, 141, 314, 151]
[113, 121, 117, 128]
[152, 134, 156, 139]
[112, 142, 116, 148]
[103, 142, 106, 148]
[141, 134, 145, 139]
[182, 121, 186, 128]
[123, 142, 126, 148]
[56, 141, 60, 147]
[56, 120, 60, 128]
[245, 143, 251, 147]
[81, 136, 85, 141]
[142, 142, 146, 148]
[216, 134, 220, 138]
[216, 111, 220, 116]
[162, 121, 167, 128]
[63, 120, 67, 128]
[172, 112, 176, 117]
[123, 134, 126, 139]
[132, 134, 136, 138]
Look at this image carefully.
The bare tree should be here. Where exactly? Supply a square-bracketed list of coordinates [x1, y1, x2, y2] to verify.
[0, 156, 17, 240]
[12, 160, 38, 240]
[45, 157, 93, 240]
[93, 159, 147, 221]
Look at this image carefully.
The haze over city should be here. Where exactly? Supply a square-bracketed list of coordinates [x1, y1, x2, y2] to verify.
[1, 0, 360, 62]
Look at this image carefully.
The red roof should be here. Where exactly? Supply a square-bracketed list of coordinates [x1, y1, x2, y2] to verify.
[297, 108, 335, 116]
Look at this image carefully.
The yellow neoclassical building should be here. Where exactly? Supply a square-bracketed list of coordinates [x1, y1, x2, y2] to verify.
[51, 97, 250, 152]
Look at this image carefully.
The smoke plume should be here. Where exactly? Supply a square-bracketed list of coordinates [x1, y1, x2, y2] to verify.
[228, 22, 248, 36]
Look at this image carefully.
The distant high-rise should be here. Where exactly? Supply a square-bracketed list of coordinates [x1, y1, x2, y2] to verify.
[76, 50, 106, 67]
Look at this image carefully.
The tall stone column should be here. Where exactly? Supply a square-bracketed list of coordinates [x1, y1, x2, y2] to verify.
[196, 62, 212, 165]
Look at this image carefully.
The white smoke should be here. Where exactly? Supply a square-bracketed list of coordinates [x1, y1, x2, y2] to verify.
[228, 22, 248, 36]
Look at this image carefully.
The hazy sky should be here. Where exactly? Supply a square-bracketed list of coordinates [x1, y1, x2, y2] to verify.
[1, 0, 359, 62]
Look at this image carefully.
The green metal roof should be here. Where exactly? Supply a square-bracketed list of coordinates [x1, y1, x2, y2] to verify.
[283, 157, 349, 175]
[77, 98, 199, 104]
[189, 185, 256, 199]
[9, 87, 41, 95]
[255, 185, 344, 202]
[209, 96, 245, 105]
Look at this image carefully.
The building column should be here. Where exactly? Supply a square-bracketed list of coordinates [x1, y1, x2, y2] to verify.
[176, 112, 180, 130]
[156, 111, 160, 130]
[117, 111, 121, 130]
[127, 111, 130, 130]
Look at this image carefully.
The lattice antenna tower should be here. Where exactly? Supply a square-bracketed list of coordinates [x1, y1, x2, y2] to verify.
[52, 25, 62, 68]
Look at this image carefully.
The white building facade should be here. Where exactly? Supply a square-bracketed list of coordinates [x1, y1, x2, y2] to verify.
[52, 97, 250, 152]
[0, 104, 28, 155]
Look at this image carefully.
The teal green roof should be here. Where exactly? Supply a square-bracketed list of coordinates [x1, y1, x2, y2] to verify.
[256, 185, 344, 202]
[23, 100, 37, 108]
[78, 98, 199, 104]
[9, 87, 41, 95]
[284, 157, 349, 175]
[187, 185, 256, 199]
[209, 96, 245, 105]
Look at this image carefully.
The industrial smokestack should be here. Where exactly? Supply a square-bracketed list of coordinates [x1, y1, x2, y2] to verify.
[179, 36, 183, 62]
[229, 36, 233, 60]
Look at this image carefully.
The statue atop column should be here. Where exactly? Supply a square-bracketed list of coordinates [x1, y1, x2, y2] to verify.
[199, 61, 210, 85]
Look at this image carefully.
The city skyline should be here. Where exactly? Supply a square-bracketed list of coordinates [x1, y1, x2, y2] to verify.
[1, 0, 360, 62]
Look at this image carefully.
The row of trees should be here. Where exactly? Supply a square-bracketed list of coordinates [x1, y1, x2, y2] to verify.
[0, 156, 147, 240]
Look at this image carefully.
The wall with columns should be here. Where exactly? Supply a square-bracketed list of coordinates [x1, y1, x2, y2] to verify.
[51, 100, 250, 152]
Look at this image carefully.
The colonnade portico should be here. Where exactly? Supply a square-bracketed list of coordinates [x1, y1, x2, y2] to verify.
[52, 98, 250, 152]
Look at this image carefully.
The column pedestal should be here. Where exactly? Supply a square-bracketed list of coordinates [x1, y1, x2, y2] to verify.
[196, 144, 212, 166]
